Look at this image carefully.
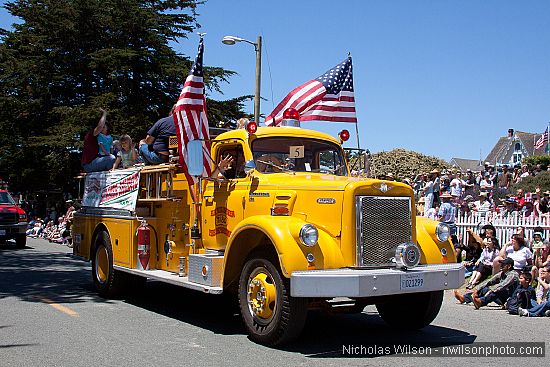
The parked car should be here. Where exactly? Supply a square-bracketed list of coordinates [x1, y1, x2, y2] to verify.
[0, 190, 28, 248]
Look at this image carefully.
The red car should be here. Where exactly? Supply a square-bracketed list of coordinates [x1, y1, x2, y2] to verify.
[0, 190, 28, 248]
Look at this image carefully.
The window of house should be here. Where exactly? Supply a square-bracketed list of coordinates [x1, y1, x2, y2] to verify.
[514, 142, 521, 151]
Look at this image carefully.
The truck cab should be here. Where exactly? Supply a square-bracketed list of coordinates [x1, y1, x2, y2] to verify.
[0, 190, 28, 248]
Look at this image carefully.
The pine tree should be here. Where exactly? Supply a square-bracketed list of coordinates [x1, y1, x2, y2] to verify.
[0, 0, 250, 193]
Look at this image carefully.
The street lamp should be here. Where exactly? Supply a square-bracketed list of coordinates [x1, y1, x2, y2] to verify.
[222, 35, 262, 125]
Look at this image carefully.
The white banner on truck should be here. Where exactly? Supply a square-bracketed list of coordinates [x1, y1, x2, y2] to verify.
[82, 168, 140, 211]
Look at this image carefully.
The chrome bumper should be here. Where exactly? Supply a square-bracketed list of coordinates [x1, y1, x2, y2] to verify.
[0, 222, 27, 235]
[290, 263, 464, 298]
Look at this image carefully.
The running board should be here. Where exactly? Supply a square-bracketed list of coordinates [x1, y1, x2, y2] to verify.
[114, 265, 223, 294]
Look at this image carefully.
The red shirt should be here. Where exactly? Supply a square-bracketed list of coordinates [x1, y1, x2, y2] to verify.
[516, 196, 525, 210]
[81, 130, 98, 165]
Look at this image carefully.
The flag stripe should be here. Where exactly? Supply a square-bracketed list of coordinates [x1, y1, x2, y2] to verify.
[300, 115, 358, 123]
[303, 105, 357, 113]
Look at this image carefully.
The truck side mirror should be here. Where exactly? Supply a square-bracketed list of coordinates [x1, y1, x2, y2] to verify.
[187, 140, 205, 176]
[244, 160, 256, 175]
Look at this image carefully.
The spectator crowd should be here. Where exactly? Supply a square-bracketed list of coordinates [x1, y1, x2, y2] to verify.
[409, 162, 550, 221]
[400, 161, 550, 317]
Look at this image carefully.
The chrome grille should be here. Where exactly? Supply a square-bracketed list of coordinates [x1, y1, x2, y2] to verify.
[356, 196, 412, 266]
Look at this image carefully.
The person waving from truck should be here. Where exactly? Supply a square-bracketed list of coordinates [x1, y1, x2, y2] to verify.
[139, 106, 177, 165]
[81, 108, 116, 172]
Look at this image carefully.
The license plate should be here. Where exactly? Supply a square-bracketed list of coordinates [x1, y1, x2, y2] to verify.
[0, 230, 6, 236]
[400, 273, 424, 290]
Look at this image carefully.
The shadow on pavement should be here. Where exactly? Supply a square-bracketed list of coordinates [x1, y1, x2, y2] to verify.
[123, 281, 244, 336]
[0, 242, 103, 305]
[124, 280, 476, 353]
[284, 310, 476, 357]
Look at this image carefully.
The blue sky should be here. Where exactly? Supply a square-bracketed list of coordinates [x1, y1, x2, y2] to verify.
[2, 0, 549, 161]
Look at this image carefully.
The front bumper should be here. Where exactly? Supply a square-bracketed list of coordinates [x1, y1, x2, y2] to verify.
[290, 263, 464, 297]
[0, 222, 27, 237]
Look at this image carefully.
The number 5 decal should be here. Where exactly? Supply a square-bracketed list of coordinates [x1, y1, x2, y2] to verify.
[289, 146, 304, 158]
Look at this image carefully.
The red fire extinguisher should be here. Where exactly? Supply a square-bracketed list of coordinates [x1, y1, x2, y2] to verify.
[136, 220, 150, 270]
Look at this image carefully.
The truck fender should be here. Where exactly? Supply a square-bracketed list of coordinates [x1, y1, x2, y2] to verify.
[222, 215, 345, 289]
[415, 216, 456, 264]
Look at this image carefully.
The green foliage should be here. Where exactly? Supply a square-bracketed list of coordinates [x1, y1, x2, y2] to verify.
[369, 148, 448, 181]
[521, 155, 550, 170]
[0, 0, 249, 194]
[511, 171, 550, 193]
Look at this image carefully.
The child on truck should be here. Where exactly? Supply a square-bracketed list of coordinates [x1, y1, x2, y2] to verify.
[97, 122, 113, 157]
[112, 134, 140, 169]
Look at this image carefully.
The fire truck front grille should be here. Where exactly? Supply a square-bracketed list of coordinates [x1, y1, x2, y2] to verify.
[356, 196, 412, 267]
[0, 212, 17, 225]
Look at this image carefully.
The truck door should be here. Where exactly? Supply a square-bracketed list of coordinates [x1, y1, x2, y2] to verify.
[202, 141, 249, 250]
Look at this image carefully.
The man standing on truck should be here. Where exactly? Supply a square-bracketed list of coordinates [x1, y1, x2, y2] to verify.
[139, 106, 177, 164]
[81, 108, 116, 172]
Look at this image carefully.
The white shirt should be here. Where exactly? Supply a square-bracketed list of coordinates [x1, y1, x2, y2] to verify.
[474, 200, 491, 215]
[506, 246, 533, 270]
[450, 178, 462, 197]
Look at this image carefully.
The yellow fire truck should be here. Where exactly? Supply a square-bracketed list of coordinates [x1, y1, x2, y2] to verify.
[73, 115, 463, 346]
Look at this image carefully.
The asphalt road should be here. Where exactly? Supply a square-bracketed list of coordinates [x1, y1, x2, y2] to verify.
[0, 237, 547, 367]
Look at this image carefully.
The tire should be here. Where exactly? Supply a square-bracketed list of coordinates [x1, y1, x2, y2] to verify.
[376, 290, 444, 329]
[91, 230, 125, 298]
[238, 255, 308, 346]
[15, 234, 26, 249]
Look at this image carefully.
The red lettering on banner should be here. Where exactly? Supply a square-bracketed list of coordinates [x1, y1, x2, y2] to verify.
[100, 171, 140, 204]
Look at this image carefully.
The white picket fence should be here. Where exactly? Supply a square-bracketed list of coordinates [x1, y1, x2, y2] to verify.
[455, 212, 550, 246]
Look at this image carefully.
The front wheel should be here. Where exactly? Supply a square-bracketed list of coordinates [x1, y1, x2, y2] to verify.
[15, 234, 26, 249]
[376, 290, 444, 329]
[238, 256, 308, 346]
[91, 230, 125, 298]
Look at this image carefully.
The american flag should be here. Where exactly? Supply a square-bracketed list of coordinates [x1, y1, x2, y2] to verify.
[173, 38, 213, 185]
[265, 56, 357, 126]
[534, 127, 548, 149]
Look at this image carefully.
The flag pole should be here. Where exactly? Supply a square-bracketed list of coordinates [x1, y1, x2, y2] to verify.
[346, 51, 361, 150]
[354, 123, 361, 149]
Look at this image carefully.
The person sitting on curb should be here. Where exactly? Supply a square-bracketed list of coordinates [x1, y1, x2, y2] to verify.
[531, 229, 550, 281]
[493, 233, 532, 275]
[466, 236, 499, 289]
[507, 272, 536, 315]
[518, 266, 550, 317]
[454, 257, 518, 309]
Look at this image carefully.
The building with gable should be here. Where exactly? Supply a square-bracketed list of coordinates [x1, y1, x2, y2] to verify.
[484, 129, 547, 167]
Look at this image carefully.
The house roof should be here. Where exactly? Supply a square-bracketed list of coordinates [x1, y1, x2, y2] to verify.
[484, 137, 509, 165]
[449, 158, 483, 172]
[484, 130, 547, 165]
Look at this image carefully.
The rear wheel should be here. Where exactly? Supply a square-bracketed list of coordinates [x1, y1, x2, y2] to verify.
[15, 234, 26, 249]
[91, 230, 125, 298]
[376, 290, 444, 329]
[238, 254, 308, 346]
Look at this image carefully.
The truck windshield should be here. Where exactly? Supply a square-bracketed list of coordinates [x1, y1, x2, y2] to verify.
[0, 191, 15, 205]
[252, 137, 348, 176]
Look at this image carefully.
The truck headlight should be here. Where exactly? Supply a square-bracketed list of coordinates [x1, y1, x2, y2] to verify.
[395, 243, 421, 269]
[299, 224, 318, 247]
[436, 223, 450, 242]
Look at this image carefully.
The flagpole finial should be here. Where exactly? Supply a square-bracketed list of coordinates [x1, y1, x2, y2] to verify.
[198, 32, 207, 39]
[348, 51, 352, 58]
